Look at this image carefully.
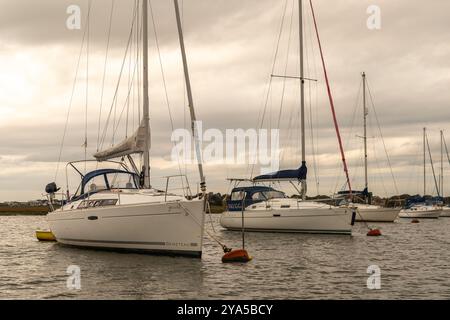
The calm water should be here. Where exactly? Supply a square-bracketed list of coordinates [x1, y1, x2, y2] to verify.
[0, 215, 449, 300]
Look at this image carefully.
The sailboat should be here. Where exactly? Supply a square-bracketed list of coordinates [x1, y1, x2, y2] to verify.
[343, 73, 400, 222]
[439, 130, 450, 217]
[220, 0, 356, 235]
[45, 0, 207, 257]
[399, 128, 442, 219]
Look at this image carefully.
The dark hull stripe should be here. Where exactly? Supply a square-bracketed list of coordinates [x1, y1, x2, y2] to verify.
[223, 214, 349, 219]
[355, 220, 396, 223]
[57, 242, 202, 258]
[59, 238, 198, 247]
[399, 217, 439, 219]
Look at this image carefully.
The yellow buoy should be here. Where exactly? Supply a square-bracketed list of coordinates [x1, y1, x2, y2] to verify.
[36, 231, 56, 242]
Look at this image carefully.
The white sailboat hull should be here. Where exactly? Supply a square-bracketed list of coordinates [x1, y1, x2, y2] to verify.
[398, 207, 442, 219]
[48, 199, 205, 257]
[354, 207, 400, 222]
[220, 201, 354, 235]
[440, 207, 450, 217]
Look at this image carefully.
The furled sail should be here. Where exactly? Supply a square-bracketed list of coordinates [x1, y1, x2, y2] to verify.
[94, 123, 148, 161]
[253, 162, 307, 182]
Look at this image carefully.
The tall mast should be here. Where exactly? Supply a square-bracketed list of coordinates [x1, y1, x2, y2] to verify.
[142, 0, 151, 188]
[299, 0, 307, 201]
[441, 130, 444, 198]
[174, 0, 206, 193]
[423, 127, 426, 196]
[362, 72, 368, 201]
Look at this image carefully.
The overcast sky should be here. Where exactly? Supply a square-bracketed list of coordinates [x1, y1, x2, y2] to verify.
[1, 0, 450, 201]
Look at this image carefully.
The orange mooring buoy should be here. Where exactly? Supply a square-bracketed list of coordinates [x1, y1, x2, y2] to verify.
[222, 249, 252, 263]
[367, 228, 382, 237]
[412, 219, 420, 224]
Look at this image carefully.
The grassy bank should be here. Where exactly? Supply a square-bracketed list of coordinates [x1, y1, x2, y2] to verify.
[0, 206, 49, 216]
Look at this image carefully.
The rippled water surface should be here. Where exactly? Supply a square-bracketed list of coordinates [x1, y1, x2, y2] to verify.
[1, 215, 449, 299]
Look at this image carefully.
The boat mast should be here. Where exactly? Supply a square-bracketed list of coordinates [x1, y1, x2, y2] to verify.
[142, 0, 151, 188]
[441, 130, 444, 198]
[362, 72, 368, 203]
[423, 127, 426, 196]
[174, 0, 206, 194]
[299, 0, 307, 201]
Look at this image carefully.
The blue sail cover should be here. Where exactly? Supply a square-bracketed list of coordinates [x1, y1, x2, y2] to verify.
[254, 162, 307, 181]
[405, 195, 443, 208]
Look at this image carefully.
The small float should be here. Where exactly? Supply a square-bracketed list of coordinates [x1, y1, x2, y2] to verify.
[36, 230, 56, 242]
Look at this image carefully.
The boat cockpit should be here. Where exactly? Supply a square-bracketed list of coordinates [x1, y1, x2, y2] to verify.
[227, 186, 286, 212]
[71, 168, 140, 201]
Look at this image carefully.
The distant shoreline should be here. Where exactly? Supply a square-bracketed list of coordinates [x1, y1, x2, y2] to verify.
[0, 206, 49, 216]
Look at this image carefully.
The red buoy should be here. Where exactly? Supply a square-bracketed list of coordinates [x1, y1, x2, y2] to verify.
[222, 249, 252, 263]
[412, 219, 420, 224]
[367, 229, 382, 237]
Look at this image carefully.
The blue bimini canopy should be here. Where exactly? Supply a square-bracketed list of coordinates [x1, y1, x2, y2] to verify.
[227, 186, 281, 212]
[253, 162, 307, 182]
[81, 169, 139, 195]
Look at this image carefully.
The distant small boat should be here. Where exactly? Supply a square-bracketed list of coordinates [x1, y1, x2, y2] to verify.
[399, 205, 442, 219]
[398, 128, 442, 220]
[438, 131, 450, 217]
[36, 231, 56, 242]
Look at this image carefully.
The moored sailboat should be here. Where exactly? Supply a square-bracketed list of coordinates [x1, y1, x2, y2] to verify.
[399, 128, 442, 219]
[45, 0, 207, 257]
[342, 73, 400, 222]
[220, 0, 356, 235]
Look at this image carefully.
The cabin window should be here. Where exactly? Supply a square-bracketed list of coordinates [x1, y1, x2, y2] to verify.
[263, 191, 286, 200]
[252, 192, 267, 201]
[78, 199, 118, 209]
[252, 191, 285, 201]
[105, 172, 138, 189]
[85, 176, 108, 194]
[231, 191, 245, 201]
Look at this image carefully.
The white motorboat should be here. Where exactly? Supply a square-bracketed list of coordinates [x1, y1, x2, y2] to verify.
[220, 186, 355, 235]
[46, 0, 207, 257]
[399, 205, 442, 219]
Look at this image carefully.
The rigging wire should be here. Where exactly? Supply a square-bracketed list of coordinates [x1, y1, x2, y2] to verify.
[304, 4, 319, 195]
[84, 0, 92, 175]
[148, 0, 186, 190]
[366, 79, 399, 195]
[98, 6, 139, 151]
[332, 78, 362, 194]
[307, 2, 321, 194]
[97, 0, 115, 152]
[309, 0, 352, 196]
[368, 117, 389, 197]
[54, 1, 92, 182]
[276, 0, 295, 130]
[443, 134, 450, 166]
[249, 0, 289, 178]
[425, 131, 441, 196]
